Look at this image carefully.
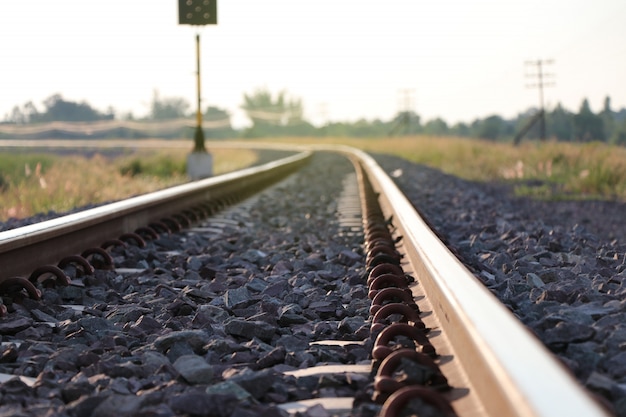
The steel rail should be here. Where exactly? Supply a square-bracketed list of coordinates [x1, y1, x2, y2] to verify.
[344, 146, 611, 417]
[0, 150, 312, 282]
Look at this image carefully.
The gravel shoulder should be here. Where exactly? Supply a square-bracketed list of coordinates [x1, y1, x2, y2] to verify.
[481, 182, 626, 244]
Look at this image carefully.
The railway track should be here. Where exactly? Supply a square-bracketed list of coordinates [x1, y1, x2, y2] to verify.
[0, 147, 611, 416]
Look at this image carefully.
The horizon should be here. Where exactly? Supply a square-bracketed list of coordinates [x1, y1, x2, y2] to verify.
[1, 91, 622, 130]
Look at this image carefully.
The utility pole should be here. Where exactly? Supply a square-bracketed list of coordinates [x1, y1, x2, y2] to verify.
[525, 59, 555, 141]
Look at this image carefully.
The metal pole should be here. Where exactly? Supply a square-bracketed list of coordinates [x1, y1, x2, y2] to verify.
[537, 60, 546, 141]
[193, 33, 206, 153]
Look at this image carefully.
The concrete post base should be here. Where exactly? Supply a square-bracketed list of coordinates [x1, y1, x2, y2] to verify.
[187, 152, 213, 180]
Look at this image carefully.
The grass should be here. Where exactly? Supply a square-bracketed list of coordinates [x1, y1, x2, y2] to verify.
[1, 136, 624, 221]
[0, 146, 259, 221]
[266, 136, 626, 201]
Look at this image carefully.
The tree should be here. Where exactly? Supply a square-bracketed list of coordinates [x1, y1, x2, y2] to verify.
[611, 120, 626, 145]
[473, 115, 508, 140]
[449, 122, 470, 137]
[240, 88, 305, 137]
[600, 96, 615, 141]
[36, 94, 112, 122]
[547, 103, 574, 141]
[422, 118, 449, 136]
[573, 99, 604, 142]
[202, 106, 236, 138]
[4, 101, 38, 124]
[149, 90, 190, 120]
[8, 94, 113, 123]
[203, 106, 229, 122]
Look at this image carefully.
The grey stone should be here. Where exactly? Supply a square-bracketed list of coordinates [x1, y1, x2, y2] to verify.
[0, 317, 34, 335]
[152, 330, 211, 353]
[132, 315, 162, 333]
[604, 351, 626, 379]
[262, 280, 290, 297]
[169, 392, 237, 417]
[271, 260, 293, 275]
[309, 300, 339, 319]
[61, 380, 96, 403]
[537, 289, 570, 304]
[594, 312, 626, 328]
[106, 306, 152, 324]
[240, 249, 268, 263]
[191, 306, 227, 328]
[58, 285, 84, 301]
[77, 317, 117, 335]
[526, 273, 545, 288]
[229, 368, 278, 399]
[572, 303, 619, 320]
[30, 309, 58, 324]
[338, 316, 366, 335]
[246, 277, 268, 293]
[224, 287, 252, 309]
[545, 322, 595, 346]
[303, 253, 325, 269]
[92, 394, 143, 417]
[142, 351, 171, 372]
[224, 319, 275, 342]
[186, 256, 203, 271]
[278, 303, 308, 325]
[166, 341, 195, 362]
[585, 372, 616, 397]
[205, 337, 245, 356]
[565, 342, 602, 375]
[256, 346, 287, 369]
[206, 380, 251, 400]
[275, 335, 309, 351]
[174, 354, 214, 384]
[66, 394, 109, 417]
[338, 249, 361, 266]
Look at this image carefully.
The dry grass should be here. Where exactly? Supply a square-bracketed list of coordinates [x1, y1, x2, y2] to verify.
[268, 136, 626, 200]
[0, 146, 259, 221]
[2, 136, 624, 221]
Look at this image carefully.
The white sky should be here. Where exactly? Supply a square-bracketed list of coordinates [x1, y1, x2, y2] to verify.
[1, 0, 625, 127]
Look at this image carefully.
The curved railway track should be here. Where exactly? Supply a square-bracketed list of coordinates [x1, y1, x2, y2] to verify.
[0, 146, 610, 416]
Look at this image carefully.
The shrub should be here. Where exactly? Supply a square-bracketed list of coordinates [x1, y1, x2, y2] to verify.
[119, 159, 143, 177]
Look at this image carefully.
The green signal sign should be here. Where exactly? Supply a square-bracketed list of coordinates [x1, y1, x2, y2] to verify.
[178, 0, 217, 25]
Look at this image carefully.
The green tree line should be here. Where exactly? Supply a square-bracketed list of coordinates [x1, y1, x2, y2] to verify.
[2, 89, 626, 145]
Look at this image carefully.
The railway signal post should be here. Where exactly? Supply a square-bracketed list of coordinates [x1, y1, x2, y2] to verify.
[178, 0, 217, 179]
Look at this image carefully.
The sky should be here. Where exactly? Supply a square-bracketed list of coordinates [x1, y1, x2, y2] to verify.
[1, 0, 625, 128]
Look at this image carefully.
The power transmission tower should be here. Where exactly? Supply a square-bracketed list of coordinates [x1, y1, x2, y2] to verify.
[525, 59, 555, 141]
[389, 89, 416, 136]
